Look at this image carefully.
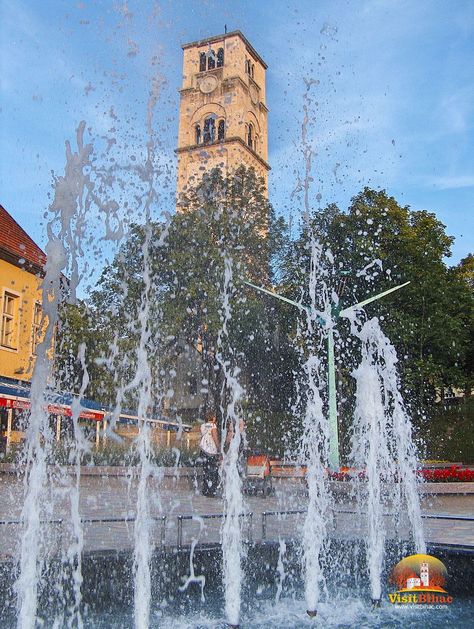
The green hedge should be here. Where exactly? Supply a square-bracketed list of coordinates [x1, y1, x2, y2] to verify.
[0, 441, 201, 467]
[417, 397, 474, 465]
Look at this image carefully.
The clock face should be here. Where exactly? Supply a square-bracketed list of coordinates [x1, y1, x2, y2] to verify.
[250, 84, 259, 105]
[199, 75, 218, 94]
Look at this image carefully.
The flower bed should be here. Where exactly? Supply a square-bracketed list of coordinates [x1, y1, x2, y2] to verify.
[327, 470, 366, 482]
[327, 465, 474, 482]
[418, 465, 474, 483]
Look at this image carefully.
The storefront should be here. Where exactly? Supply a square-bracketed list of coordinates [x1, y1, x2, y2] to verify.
[0, 377, 192, 452]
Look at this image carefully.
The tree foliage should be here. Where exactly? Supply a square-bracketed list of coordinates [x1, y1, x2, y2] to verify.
[56, 167, 294, 435]
[54, 177, 473, 457]
[283, 188, 473, 415]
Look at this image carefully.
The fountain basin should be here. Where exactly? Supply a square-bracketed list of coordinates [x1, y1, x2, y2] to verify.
[0, 540, 472, 628]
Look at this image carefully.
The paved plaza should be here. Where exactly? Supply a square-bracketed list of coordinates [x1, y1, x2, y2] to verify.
[0, 473, 473, 558]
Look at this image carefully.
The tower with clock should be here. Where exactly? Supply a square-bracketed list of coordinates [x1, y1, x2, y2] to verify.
[176, 30, 270, 201]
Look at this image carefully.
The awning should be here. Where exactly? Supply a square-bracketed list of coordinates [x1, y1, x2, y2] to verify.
[0, 377, 191, 430]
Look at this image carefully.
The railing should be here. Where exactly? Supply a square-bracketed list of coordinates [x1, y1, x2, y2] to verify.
[0, 515, 167, 548]
[0, 518, 64, 525]
[176, 512, 253, 548]
[81, 515, 167, 547]
[261, 510, 306, 541]
[420, 514, 474, 521]
[261, 509, 474, 541]
[331, 508, 474, 521]
[1, 511, 472, 550]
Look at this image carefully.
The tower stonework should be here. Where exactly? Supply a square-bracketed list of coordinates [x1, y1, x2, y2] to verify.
[420, 561, 429, 587]
[176, 30, 270, 200]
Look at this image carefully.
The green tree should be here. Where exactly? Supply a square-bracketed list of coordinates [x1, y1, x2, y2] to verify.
[67, 167, 295, 444]
[452, 254, 474, 397]
[55, 301, 93, 393]
[282, 188, 473, 434]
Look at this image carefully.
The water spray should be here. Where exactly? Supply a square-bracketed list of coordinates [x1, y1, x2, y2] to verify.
[244, 277, 415, 607]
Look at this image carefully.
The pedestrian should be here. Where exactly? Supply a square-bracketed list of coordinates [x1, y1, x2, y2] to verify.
[199, 413, 221, 496]
[223, 418, 248, 488]
[224, 418, 247, 453]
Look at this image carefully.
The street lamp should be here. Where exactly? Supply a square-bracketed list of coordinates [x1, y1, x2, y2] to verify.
[244, 279, 410, 470]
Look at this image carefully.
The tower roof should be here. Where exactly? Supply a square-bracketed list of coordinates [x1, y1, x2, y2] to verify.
[181, 30, 267, 69]
[0, 204, 46, 273]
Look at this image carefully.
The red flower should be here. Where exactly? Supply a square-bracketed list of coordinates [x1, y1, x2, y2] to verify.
[417, 466, 474, 482]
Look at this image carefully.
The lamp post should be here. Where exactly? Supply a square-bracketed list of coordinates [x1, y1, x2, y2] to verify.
[244, 280, 410, 471]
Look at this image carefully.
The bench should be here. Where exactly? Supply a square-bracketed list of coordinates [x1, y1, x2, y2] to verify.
[269, 460, 307, 478]
[269, 460, 307, 491]
[243, 455, 273, 496]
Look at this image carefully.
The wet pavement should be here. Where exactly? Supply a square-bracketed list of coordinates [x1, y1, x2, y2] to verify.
[0, 473, 472, 557]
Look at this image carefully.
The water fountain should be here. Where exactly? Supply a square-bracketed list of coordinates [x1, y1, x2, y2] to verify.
[14, 124, 94, 629]
[2, 8, 472, 629]
[1, 117, 466, 629]
[217, 255, 246, 628]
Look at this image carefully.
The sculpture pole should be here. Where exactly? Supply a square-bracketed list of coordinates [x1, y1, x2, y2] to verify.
[244, 280, 410, 471]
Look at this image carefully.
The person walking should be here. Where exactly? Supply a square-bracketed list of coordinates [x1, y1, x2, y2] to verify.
[224, 418, 247, 455]
[199, 414, 221, 496]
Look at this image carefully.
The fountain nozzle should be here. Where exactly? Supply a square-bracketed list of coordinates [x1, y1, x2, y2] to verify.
[306, 609, 317, 618]
[227, 624, 239, 628]
[371, 598, 381, 608]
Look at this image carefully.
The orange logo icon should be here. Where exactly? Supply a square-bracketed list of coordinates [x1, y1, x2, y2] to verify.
[388, 554, 453, 605]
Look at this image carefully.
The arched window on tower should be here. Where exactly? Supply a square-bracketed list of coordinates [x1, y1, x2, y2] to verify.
[247, 123, 253, 149]
[245, 59, 255, 78]
[218, 120, 225, 141]
[195, 124, 201, 145]
[217, 47, 224, 68]
[199, 52, 206, 72]
[207, 50, 216, 70]
[203, 116, 216, 144]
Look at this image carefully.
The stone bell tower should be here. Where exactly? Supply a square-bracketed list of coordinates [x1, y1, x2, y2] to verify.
[176, 30, 270, 200]
[420, 561, 429, 587]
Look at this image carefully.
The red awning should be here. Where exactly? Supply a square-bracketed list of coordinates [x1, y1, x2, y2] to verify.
[0, 396, 104, 421]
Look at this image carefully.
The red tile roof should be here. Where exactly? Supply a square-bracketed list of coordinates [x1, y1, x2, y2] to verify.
[0, 204, 46, 271]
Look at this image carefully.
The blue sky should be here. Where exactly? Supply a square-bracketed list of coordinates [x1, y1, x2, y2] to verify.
[1, 0, 473, 274]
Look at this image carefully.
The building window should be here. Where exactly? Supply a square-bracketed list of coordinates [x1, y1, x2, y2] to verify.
[245, 59, 255, 78]
[207, 49, 216, 70]
[200, 48, 223, 71]
[195, 124, 201, 145]
[218, 120, 225, 141]
[203, 116, 216, 144]
[1, 292, 19, 349]
[247, 123, 253, 149]
[32, 302, 42, 355]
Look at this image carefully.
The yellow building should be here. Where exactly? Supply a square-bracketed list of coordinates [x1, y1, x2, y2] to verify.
[0, 204, 45, 382]
[176, 30, 270, 199]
